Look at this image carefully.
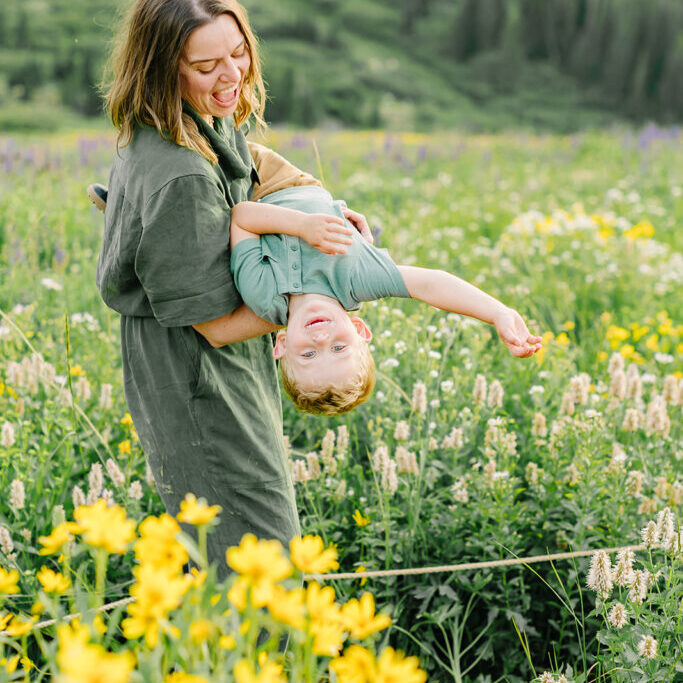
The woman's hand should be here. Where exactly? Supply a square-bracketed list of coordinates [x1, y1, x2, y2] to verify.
[299, 213, 354, 254]
[342, 207, 374, 244]
[492, 307, 543, 358]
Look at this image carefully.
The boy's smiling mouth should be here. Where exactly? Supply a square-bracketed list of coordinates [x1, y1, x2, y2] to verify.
[305, 317, 331, 328]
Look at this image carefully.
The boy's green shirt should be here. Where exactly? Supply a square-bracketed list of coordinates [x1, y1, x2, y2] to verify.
[230, 186, 410, 326]
[96, 106, 299, 577]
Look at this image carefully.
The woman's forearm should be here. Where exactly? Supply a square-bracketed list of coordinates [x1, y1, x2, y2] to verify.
[192, 305, 282, 347]
[397, 265, 507, 325]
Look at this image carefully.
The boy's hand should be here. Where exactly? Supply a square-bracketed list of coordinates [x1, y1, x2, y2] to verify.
[299, 213, 354, 255]
[492, 307, 543, 358]
[341, 207, 374, 244]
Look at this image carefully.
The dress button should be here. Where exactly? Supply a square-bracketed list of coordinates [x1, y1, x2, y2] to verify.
[292, 263, 299, 270]
[290, 244, 297, 251]
[292, 282, 300, 289]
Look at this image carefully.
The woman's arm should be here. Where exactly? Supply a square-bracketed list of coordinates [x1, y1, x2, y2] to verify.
[230, 201, 353, 254]
[192, 305, 282, 348]
[397, 265, 542, 358]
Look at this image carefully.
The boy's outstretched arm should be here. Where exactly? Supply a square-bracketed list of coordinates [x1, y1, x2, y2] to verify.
[230, 202, 353, 255]
[397, 266, 542, 358]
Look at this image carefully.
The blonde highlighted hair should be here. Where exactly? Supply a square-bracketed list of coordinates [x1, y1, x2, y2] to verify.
[280, 342, 376, 416]
[104, 0, 265, 164]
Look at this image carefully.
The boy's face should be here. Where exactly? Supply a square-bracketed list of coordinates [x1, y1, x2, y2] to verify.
[273, 298, 372, 392]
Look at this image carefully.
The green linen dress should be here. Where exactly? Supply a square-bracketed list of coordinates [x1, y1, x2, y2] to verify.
[96, 104, 300, 576]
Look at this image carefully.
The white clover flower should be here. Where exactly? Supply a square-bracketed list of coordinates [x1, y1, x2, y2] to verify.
[440, 380, 454, 393]
[412, 381, 427, 414]
[128, 481, 143, 500]
[99, 383, 113, 410]
[0, 526, 14, 555]
[586, 550, 613, 599]
[0, 325, 10, 338]
[529, 385, 545, 396]
[9, 479, 25, 511]
[629, 569, 650, 604]
[638, 635, 657, 659]
[395, 446, 418, 475]
[305, 452, 321, 480]
[442, 427, 463, 450]
[394, 420, 410, 441]
[381, 456, 398, 494]
[1, 422, 15, 448]
[654, 353, 673, 364]
[538, 672, 555, 683]
[488, 380, 504, 409]
[41, 277, 63, 291]
[428, 350, 441, 360]
[559, 392, 575, 417]
[72, 485, 86, 509]
[381, 358, 399, 369]
[321, 430, 335, 459]
[613, 548, 635, 587]
[105, 458, 125, 488]
[450, 478, 468, 503]
[473, 374, 487, 405]
[291, 459, 309, 484]
[607, 602, 627, 629]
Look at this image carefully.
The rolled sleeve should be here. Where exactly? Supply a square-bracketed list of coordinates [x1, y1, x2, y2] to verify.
[137, 174, 242, 327]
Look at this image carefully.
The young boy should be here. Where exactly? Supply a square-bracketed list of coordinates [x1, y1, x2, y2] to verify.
[227, 184, 541, 415]
[89, 160, 541, 417]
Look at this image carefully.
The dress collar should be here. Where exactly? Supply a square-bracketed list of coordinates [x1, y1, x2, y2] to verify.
[182, 101, 252, 180]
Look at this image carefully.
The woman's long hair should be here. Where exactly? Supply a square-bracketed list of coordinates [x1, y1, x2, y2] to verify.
[104, 0, 265, 164]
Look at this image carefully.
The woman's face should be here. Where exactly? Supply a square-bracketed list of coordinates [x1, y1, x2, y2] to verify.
[178, 14, 251, 122]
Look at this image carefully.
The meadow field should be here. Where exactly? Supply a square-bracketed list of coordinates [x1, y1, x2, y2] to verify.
[0, 125, 681, 682]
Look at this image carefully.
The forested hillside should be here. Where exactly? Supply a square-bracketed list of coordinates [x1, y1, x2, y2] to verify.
[1, 0, 681, 131]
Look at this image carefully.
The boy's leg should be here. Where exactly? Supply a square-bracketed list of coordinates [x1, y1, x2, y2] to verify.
[87, 183, 108, 212]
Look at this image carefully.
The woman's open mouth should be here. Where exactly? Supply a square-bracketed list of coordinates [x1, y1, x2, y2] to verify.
[212, 86, 238, 107]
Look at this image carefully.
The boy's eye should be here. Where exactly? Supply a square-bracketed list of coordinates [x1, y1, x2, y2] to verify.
[332, 345, 346, 352]
[301, 351, 315, 358]
[197, 66, 215, 74]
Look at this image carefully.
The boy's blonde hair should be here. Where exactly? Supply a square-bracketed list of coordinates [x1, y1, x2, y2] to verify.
[280, 342, 376, 416]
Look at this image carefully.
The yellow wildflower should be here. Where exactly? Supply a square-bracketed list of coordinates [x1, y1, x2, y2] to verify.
[20, 656, 33, 672]
[341, 593, 391, 640]
[290, 535, 339, 574]
[165, 675, 210, 683]
[36, 566, 71, 594]
[118, 440, 131, 455]
[330, 645, 375, 683]
[561, 321, 575, 331]
[624, 220, 654, 241]
[266, 585, 305, 629]
[1, 655, 19, 673]
[355, 566, 368, 587]
[38, 521, 80, 555]
[120, 413, 134, 427]
[606, 325, 629, 349]
[645, 334, 660, 352]
[631, 324, 649, 341]
[0, 568, 19, 595]
[177, 493, 221, 526]
[352, 509, 371, 527]
[74, 500, 136, 554]
[311, 619, 346, 657]
[0, 614, 12, 630]
[5, 615, 38, 637]
[375, 647, 427, 683]
[619, 344, 635, 358]
[219, 634, 236, 649]
[556, 332, 570, 347]
[135, 514, 188, 574]
[597, 351, 608, 361]
[234, 658, 286, 683]
[306, 582, 342, 623]
[228, 576, 273, 611]
[0, 382, 4, 395]
[122, 564, 190, 648]
[69, 365, 85, 377]
[189, 619, 215, 644]
[225, 534, 292, 584]
[31, 600, 45, 615]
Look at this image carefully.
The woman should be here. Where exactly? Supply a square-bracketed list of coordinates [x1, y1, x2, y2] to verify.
[97, 0, 364, 574]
